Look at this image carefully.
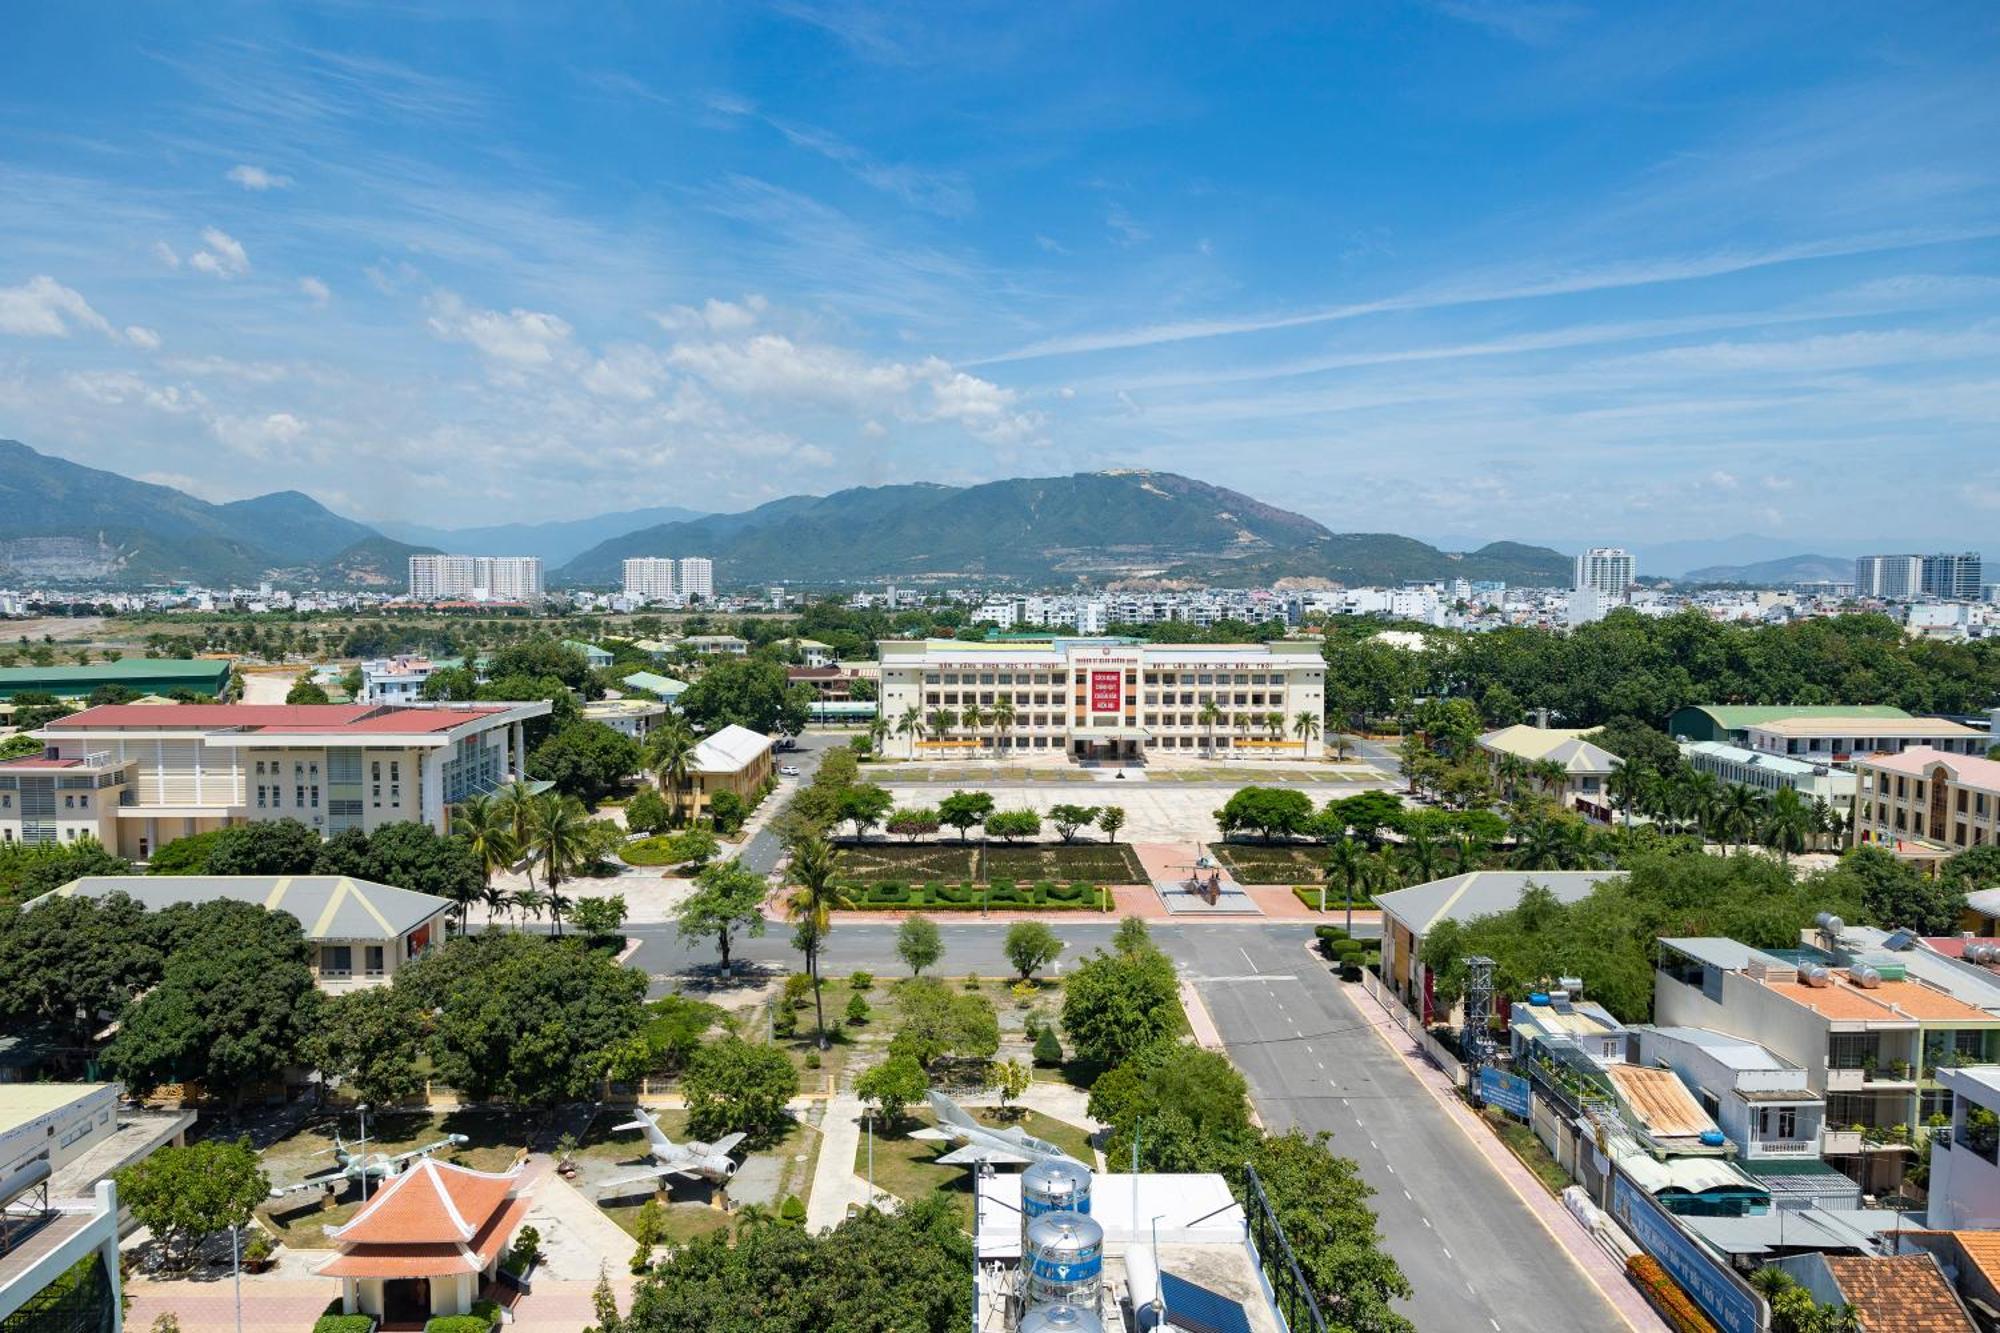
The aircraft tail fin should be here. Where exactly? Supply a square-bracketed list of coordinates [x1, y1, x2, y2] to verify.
[614, 1108, 675, 1151]
[927, 1089, 978, 1131]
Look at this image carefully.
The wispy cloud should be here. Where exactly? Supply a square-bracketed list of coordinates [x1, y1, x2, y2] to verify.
[226, 163, 291, 190]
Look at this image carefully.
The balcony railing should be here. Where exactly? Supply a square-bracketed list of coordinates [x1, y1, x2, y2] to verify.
[1821, 1129, 1863, 1154]
[1750, 1137, 1819, 1156]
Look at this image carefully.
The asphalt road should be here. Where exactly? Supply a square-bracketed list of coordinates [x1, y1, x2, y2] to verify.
[626, 917, 1617, 1332]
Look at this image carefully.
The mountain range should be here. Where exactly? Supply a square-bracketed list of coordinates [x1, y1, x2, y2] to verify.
[1679, 554, 1855, 586]
[0, 440, 1575, 589]
[555, 469, 1574, 587]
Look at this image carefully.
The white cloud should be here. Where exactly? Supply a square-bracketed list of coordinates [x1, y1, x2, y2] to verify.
[861, 419, 888, 438]
[1707, 469, 1739, 490]
[654, 295, 768, 334]
[299, 276, 332, 306]
[213, 411, 307, 456]
[425, 291, 573, 366]
[152, 241, 181, 269]
[188, 227, 250, 278]
[1106, 205, 1150, 246]
[124, 325, 161, 350]
[582, 344, 669, 401]
[64, 370, 206, 414]
[0, 276, 114, 338]
[226, 164, 292, 191]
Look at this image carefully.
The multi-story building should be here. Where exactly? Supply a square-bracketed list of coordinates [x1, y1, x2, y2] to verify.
[1853, 748, 2000, 855]
[1573, 547, 1635, 598]
[1679, 741, 1857, 804]
[1476, 724, 1622, 816]
[877, 637, 1325, 762]
[676, 556, 714, 600]
[358, 654, 463, 704]
[622, 557, 678, 601]
[1745, 715, 1987, 765]
[407, 555, 543, 602]
[1926, 1066, 2000, 1229]
[1633, 1026, 1830, 1165]
[0, 701, 548, 859]
[1855, 554, 1925, 599]
[1655, 933, 2000, 1192]
[1925, 552, 1985, 601]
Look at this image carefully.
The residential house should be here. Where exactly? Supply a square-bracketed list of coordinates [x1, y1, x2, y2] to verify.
[1926, 1066, 2000, 1230]
[1771, 1253, 1976, 1333]
[688, 724, 775, 818]
[583, 697, 668, 740]
[561, 640, 613, 669]
[682, 635, 748, 656]
[1476, 724, 1622, 817]
[620, 672, 687, 708]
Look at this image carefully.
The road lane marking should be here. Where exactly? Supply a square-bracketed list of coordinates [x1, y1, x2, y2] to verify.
[1240, 947, 1259, 973]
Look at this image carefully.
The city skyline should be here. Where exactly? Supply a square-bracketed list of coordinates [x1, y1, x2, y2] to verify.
[2, 4, 1997, 548]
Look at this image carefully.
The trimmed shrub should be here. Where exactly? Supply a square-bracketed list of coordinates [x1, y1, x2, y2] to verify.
[469, 1302, 501, 1325]
[845, 992, 870, 1025]
[1626, 1255, 1716, 1333]
[773, 1005, 799, 1038]
[869, 881, 910, 904]
[313, 1319, 376, 1333]
[424, 1318, 493, 1333]
[850, 970, 875, 991]
[783, 974, 813, 1008]
[1313, 925, 1349, 942]
[1044, 880, 1081, 902]
[1339, 961, 1363, 982]
[1033, 1027, 1064, 1067]
[780, 1194, 807, 1226]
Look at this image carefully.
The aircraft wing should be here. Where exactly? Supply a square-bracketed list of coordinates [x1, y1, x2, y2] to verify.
[908, 1128, 954, 1142]
[934, 1143, 1037, 1167]
[270, 1170, 344, 1197]
[706, 1132, 746, 1156]
[597, 1164, 683, 1193]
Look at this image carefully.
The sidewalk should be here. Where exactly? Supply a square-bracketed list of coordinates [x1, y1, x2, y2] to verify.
[805, 1092, 870, 1231]
[1343, 978, 1668, 1333]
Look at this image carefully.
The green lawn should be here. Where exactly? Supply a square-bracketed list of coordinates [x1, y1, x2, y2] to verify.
[257, 1109, 534, 1245]
[834, 840, 1143, 886]
[1209, 841, 1330, 884]
[854, 1108, 1096, 1231]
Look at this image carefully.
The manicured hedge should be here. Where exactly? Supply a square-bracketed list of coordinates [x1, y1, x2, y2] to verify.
[424, 1317, 494, 1333]
[840, 879, 1106, 910]
[1626, 1255, 1716, 1333]
[313, 1318, 377, 1333]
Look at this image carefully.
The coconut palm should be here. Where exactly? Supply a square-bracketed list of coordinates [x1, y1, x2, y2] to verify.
[1763, 786, 1814, 862]
[452, 794, 515, 931]
[1399, 828, 1442, 885]
[647, 723, 698, 827]
[1605, 764, 1643, 831]
[990, 698, 1016, 756]
[481, 883, 510, 927]
[493, 780, 541, 892]
[785, 834, 854, 1047]
[1681, 771, 1721, 841]
[1509, 817, 1567, 871]
[1292, 710, 1322, 749]
[1198, 700, 1223, 754]
[513, 886, 546, 929]
[926, 708, 956, 750]
[959, 701, 986, 753]
[1715, 783, 1764, 851]
[1263, 711, 1285, 742]
[897, 705, 924, 748]
[1323, 837, 1373, 933]
[528, 793, 595, 934]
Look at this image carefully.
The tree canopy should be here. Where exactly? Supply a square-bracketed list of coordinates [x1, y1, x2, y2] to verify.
[681, 1036, 800, 1145]
[1061, 943, 1181, 1068]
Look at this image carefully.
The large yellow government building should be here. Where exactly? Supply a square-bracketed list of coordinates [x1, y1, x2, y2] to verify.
[877, 637, 1325, 762]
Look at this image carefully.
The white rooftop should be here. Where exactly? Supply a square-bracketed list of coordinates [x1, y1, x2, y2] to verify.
[693, 723, 775, 774]
[1642, 1025, 1797, 1072]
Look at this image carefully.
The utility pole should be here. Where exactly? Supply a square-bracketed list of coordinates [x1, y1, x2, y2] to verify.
[231, 1223, 243, 1333]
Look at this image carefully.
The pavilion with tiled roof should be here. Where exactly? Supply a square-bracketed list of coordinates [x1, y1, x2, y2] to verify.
[315, 1158, 530, 1324]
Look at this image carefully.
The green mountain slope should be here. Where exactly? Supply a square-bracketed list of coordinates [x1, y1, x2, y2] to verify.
[559, 469, 1570, 588]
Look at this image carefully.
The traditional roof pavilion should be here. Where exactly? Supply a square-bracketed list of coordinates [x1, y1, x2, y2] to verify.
[316, 1158, 530, 1323]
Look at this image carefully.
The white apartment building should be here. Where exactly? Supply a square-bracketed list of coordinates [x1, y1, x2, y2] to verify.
[677, 557, 714, 600]
[877, 637, 1325, 762]
[1573, 547, 1636, 598]
[0, 700, 548, 859]
[1679, 740, 1857, 804]
[407, 555, 543, 602]
[622, 557, 679, 601]
[1855, 554, 1925, 599]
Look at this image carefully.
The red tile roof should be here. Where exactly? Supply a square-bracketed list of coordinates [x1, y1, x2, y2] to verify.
[329, 1159, 520, 1247]
[317, 1195, 533, 1279]
[1822, 1254, 1976, 1333]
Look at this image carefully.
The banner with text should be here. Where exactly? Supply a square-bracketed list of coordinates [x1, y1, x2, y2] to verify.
[1090, 670, 1123, 713]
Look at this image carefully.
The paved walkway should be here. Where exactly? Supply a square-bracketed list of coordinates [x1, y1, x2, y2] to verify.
[518, 1157, 638, 1281]
[806, 1092, 871, 1231]
[127, 1276, 338, 1333]
[1343, 976, 1668, 1333]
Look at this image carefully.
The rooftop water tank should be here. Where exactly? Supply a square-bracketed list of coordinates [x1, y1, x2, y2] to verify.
[1849, 964, 1882, 989]
[1800, 964, 1832, 988]
[1529, 992, 1550, 1006]
[1022, 1158, 1093, 1274]
[1699, 1130, 1727, 1148]
[1025, 1210, 1103, 1311]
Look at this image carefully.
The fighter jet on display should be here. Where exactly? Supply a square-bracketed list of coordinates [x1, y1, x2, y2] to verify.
[911, 1090, 1083, 1168]
[595, 1108, 745, 1194]
[268, 1130, 470, 1198]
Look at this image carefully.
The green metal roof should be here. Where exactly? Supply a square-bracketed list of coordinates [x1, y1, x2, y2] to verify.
[0, 657, 232, 698]
[1680, 704, 1913, 727]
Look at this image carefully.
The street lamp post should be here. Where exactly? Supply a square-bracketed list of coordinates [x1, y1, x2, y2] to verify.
[357, 1103, 371, 1203]
[230, 1223, 244, 1333]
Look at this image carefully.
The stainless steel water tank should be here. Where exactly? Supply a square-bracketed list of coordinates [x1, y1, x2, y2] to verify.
[1018, 1304, 1105, 1333]
[1024, 1209, 1103, 1310]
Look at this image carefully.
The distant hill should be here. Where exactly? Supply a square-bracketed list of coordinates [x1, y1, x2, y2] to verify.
[559, 469, 1573, 588]
[377, 504, 709, 567]
[0, 439, 428, 585]
[1681, 554, 1853, 586]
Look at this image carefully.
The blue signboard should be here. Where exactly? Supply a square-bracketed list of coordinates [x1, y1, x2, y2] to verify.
[1609, 1173, 1765, 1333]
[1478, 1067, 1532, 1118]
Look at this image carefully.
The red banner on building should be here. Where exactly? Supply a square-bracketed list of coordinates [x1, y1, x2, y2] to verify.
[1090, 670, 1122, 713]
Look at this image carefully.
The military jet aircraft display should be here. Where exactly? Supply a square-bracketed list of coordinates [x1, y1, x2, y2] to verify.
[269, 1129, 470, 1198]
[910, 1090, 1083, 1168]
[596, 1108, 745, 1194]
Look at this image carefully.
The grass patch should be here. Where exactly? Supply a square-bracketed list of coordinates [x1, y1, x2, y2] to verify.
[834, 841, 1143, 886]
[1290, 884, 1377, 911]
[621, 834, 707, 867]
[1210, 841, 1331, 884]
[1482, 1108, 1570, 1196]
[257, 1110, 533, 1245]
[854, 1108, 1095, 1232]
[595, 1113, 818, 1244]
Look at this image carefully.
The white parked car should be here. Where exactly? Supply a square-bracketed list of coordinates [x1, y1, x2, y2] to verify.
[779, 765, 801, 777]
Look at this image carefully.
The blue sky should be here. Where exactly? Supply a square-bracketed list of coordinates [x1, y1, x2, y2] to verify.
[2, 2, 1998, 553]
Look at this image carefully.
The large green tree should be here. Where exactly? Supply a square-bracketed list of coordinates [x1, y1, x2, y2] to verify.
[888, 978, 1000, 1070]
[675, 858, 768, 971]
[529, 721, 643, 805]
[115, 1138, 270, 1272]
[681, 1036, 800, 1145]
[1060, 943, 1180, 1069]
[0, 892, 161, 1068]
[303, 985, 429, 1106]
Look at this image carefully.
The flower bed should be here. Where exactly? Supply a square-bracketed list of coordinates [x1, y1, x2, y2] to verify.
[833, 840, 1143, 886]
[840, 878, 1110, 911]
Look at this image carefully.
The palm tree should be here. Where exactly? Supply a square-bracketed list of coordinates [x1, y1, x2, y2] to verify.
[1198, 700, 1223, 755]
[990, 698, 1016, 756]
[452, 794, 515, 932]
[867, 715, 890, 755]
[1681, 771, 1721, 841]
[1292, 710, 1322, 751]
[897, 705, 925, 751]
[959, 701, 986, 754]
[528, 793, 594, 934]
[513, 887, 546, 929]
[1324, 837, 1372, 933]
[494, 780, 541, 892]
[481, 883, 510, 927]
[1263, 712, 1285, 743]
[1509, 817, 1566, 871]
[785, 835, 853, 1047]
[647, 723, 698, 827]
[926, 708, 956, 751]
[1605, 764, 1643, 831]
[1715, 783, 1763, 851]
[1399, 828, 1442, 884]
[1762, 786, 1814, 862]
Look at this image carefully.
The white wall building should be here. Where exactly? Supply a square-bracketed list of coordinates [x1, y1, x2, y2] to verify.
[1679, 741, 1858, 803]
[1574, 547, 1636, 598]
[1855, 554, 1925, 599]
[622, 557, 678, 601]
[878, 637, 1325, 762]
[408, 555, 543, 602]
[677, 556, 714, 600]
